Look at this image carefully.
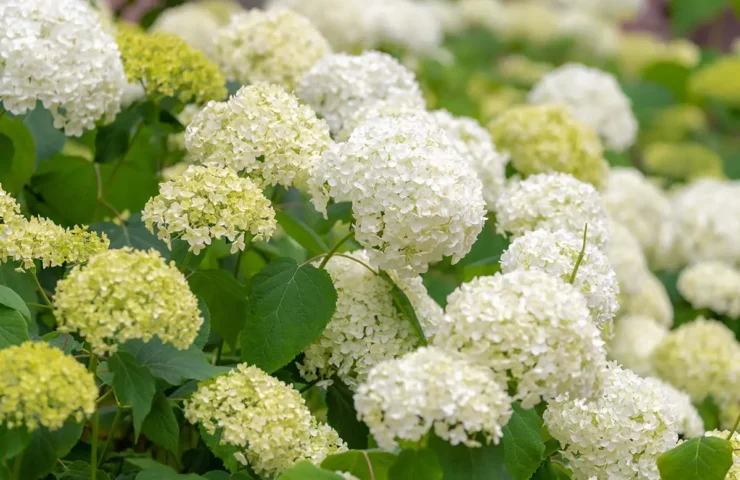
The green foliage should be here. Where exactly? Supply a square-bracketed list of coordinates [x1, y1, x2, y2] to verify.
[189, 270, 249, 349]
[109, 351, 156, 438]
[121, 338, 224, 385]
[502, 404, 547, 480]
[321, 450, 397, 480]
[387, 449, 443, 480]
[18, 422, 83, 480]
[428, 434, 512, 480]
[141, 393, 179, 453]
[0, 285, 31, 348]
[379, 271, 428, 345]
[276, 462, 344, 480]
[657, 436, 733, 480]
[0, 116, 35, 196]
[670, 0, 727, 35]
[326, 378, 370, 450]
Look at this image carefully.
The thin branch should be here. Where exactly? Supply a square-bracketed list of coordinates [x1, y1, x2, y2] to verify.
[569, 224, 588, 284]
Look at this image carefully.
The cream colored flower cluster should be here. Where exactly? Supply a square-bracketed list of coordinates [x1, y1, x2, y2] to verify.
[0, 0, 126, 136]
[186, 83, 331, 189]
[54, 248, 203, 356]
[183, 364, 346, 477]
[495, 173, 610, 250]
[678, 261, 740, 318]
[354, 346, 512, 450]
[299, 251, 442, 389]
[0, 186, 21, 228]
[608, 314, 667, 377]
[150, 2, 221, 55]
[528, 64, 637, 152]
[213, 8, 331, 90]
[0, 342, 97, 432]
[143, 164, 275, 255]
[619, 269, 673, 327]
[655, 377, 704, 438]
[311, 116, 486, 275]
[501, 228, 619, 328]
[435, 271, 607, 408]
[544, 363, 679, 480]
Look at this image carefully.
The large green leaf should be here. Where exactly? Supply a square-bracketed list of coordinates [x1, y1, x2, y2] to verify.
[670, 0, 726, 35]
[277, 462, 345, 480]
[22, 104, 65, 162]
[189, 270, 249, 350]
[135, 466, 205, 480]
[199, 427, 241, 473]
[321, 450, 398, 480]
[0, 116, 35, 196]
[641, 61, 691, 103]
[657, 436, 733, 480]
[141, 393, 179, 453]
[0, 285, 32, 348]
[18, 422, 83, 480]
[275, 211, 328, 256]
[0, 425, 30, 460]
[428, 434, 512, 480]
[55, 460, 111, 480]
[502, 403, 546, 480]
[109, 351, 156, 438]
[241, 259, 337, 373]
[122, 338, 225, 385]
[326, 379, 369, 450]
[531, 460, 572, 480]
[388, 449, 443, 480]
[90, 212, 169, 257]
[379, 271, 428, 345]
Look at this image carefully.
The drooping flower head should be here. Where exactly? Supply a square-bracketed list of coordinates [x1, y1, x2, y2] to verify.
[213, 8, 331, 90]
[488, 105, 609, 189]
[608, 314, 667, 377]
[149, 3, 221, 55]
[495, 173, 610, 249]
[184, 364, 346, 477]
[186, 83, 331, 188]
[435, 271, 607, 408]
[0, 0, 127, 136]
[354, 347, 512, 450]
[143, 164, 276, 255]
[0, 342, 97, 432]
[54, 248, 203, 355]
[678, 261, 740, 318]
[311, 116, 486, 275]
[528, 64, 637, 152]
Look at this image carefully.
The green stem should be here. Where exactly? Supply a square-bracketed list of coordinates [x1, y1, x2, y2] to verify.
[727, 411, 740, 440]
[180, 250, 193, 272]
[0, 109, 6, 121]
[30, 269, 53, 307]
[25, 302, 53, 310]
[214, 339, 224, 366]
[233, 248, 245, 279]
[11, 451, 22, 480]
[569, 224, 588, 284]
[318, 231, 354, 270]
[99, 407, 122, 464]
[89, 354, 99, 480]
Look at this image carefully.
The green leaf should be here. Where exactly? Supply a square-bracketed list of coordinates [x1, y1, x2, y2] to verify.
[0, 262, 41, 313]
[0, 285, 31, 322]
[44, 332, 83, 354]
[388, 449, 443, 480]
[90, 213, 169, 258]
[194, 298, 211, 350]
[23, 104, 65, 162]
[657, 436, 733, 480]
[321, 450, 398, 480]
[189, 270, 249, 350]
[670, 0, 726, 35]
[203, 471, 255, 480]
[141, 393, 179, 453]
[531, 460, 572, 480]
[379, 271, 427, 346]
[502, 403, 546, 480]
[18, 422, 83, 480]
[135, 466, 205, 480]
[0, 306, 29, 349]
[428, 433, 512, 480]
[277, 461, 345, 480]
[122, 338, 225, 385]
[109, 351, 156, 438]
[314, 202, 354, 235]
[641, 61, 691, 102]
[241, 259, 337, 372]
[326, 378, 370, 449]
[0, 116, 35, 196]
[697, 396, 721, 431]
[275, 211, 328, 255]
[55, 460, 111, 480]
[0, 425, 30, 460]
[199, 427, 242, 473]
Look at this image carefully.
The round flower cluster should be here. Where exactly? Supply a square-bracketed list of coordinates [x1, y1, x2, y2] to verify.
[310, 116, 486, 275]
[678, 261, 740, 318]
[116, 27, 226, 105]
[143, 164, 276, 255]
[54, 248, 203, 356]
[0, 342, 97, 432]
[544, 363, 679, 480]
[186, 83, 331, 189]
[435, 271, 607, 408]
[655, 378, 704, 438]
[705, 430, 740, 479]
[183, 364, 346, 477]
[0, 186, 21, 238]
[652, 317, 740, 406]
[150, 3, 221, 55]
[354, 347, 512, 450]
[488, 105, 609, 189]
[367, 0, 443, 55]
[429, 109, 510, 210]
[212, 8, 331, 90]
[602, 168, 669, 259]
[605, 219, 649, 295]
[643, 142, 725, 182]
[617, 33, 700, 78]
[297, 51, 425, 135]
[528, 64, 637, 152]
[689, 57, 740, 108]
[197, 0, 243, 23]
[608, 314, 667, 377]
[0, 0, 127, 136]
[495, 173, 610, 250]
[299, 251, 442, 389]
[336, 101, 425, 142]
[619, 271, 673, 327]
[556, 10, 619, 59]
[500, 229, 619, 328]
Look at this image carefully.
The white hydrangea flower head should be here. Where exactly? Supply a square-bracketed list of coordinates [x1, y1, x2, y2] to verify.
[608, 314, 667, 378]
[435, 271, 608, 408]
[606, 219, 649, 295]
[185, 83, 331, 188]
[149, 2, 221, 55]
[212, 8, 331, 90]
[430, 109, 510, 210]
[501, 229, 619, 328]
[544, 363, 679, 480]
[619, 271, 673, 327]
[652, 377, 704, 438]
[495, 173, 610, 250]
[367, 0, 443, 55]
[142, 164, 276, 255]
[678, 261, 740, 318]
[310, 116, 486, 276]
[556, 10, 619, 58]
[354, 346, 513, 450]
[54, 248, 203, 356]
[298, 250, 443, 389]
[0, 0, 127, 136]
[297, 51, 425, 135]
[184, 364, 346, 477]
[706, 430, 740, 479]
[603, 168, 670, 258]
[337, 101, 426, 142]
[652, 317, 740, 406]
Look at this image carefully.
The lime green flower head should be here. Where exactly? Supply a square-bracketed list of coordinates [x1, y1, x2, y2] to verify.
[689, 57, 740, 108]
[0, 342, 97, 432]
[116, 26, 226, 104]
[643, 142, 724, 182]
[488, 104, 608, 189]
